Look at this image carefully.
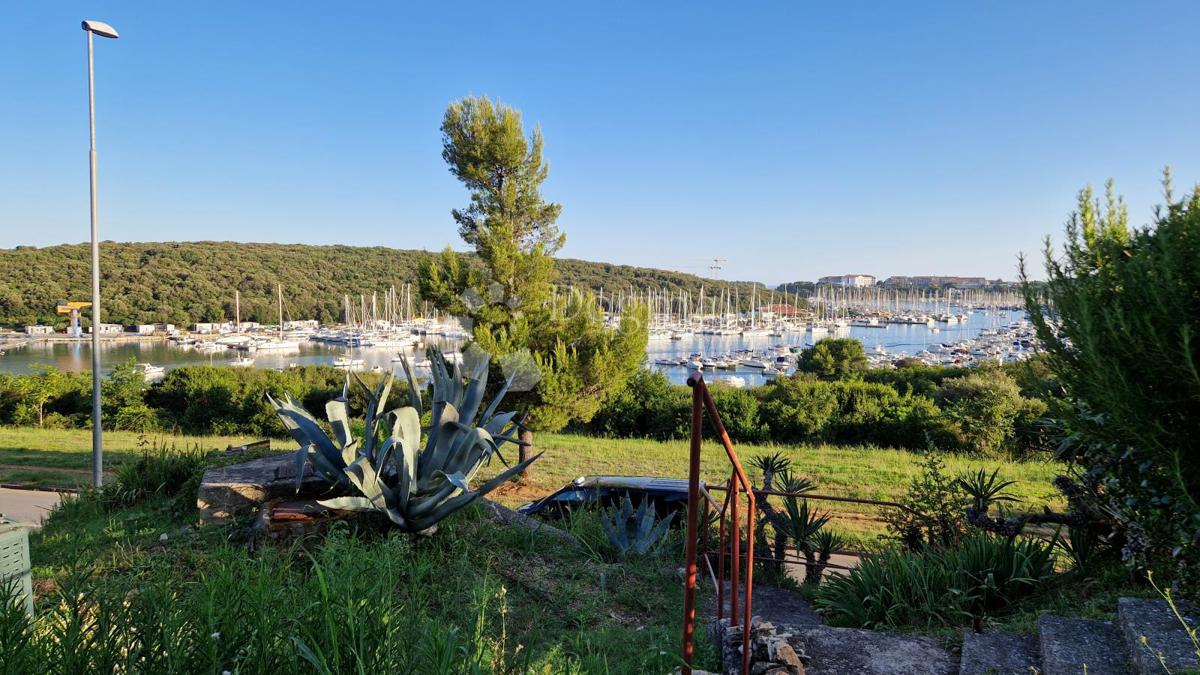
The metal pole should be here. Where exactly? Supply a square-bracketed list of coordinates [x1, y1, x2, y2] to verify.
[87, 29, 103, 488]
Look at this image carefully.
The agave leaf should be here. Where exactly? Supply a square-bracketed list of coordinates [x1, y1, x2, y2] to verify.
[394, 442, 413, 510]
[317, 496, 376, 512]
[424, 403, 461, 476]
[292, 445, 309, 492]
[483, 411, 518, 437]
[396, 353, 423, 417]
[340, 439, 359, 468]
[443, 425, 495, 476]
[472, 451, 542, 498]
[345, 457, 387, 512]
[325, 399, 353, 450]
[271, 397, 342, 468]
[479, 373, 514, 426]
[458, 354, 490, 425]
[391, 407, 421, 458]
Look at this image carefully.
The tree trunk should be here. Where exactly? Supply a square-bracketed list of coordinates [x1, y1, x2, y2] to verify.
[518, 428, 535, 479]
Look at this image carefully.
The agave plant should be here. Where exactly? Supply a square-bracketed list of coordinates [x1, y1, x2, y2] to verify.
[599, 495, 676, 560]
[269, 348, 539, 534]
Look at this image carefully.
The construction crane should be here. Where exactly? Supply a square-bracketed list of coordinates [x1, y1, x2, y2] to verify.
[708, 257, 728, 279]
[56, 301, 92, 338]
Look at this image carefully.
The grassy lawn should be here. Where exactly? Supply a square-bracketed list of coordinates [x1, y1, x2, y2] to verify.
[0, 427, 264, 487]
[483, 432, 1066, 548]
[0, 426, 1066, 547]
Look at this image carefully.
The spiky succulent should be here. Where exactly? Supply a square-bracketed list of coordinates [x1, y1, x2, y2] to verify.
[269, 348, 539, 534]
[599, 494, 676, 560]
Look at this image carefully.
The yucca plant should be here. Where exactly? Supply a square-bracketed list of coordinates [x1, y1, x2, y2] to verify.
[270, 348, 539, 534]
[599, 495, 676, 560]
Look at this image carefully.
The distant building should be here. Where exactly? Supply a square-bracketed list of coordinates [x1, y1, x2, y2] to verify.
[883, 276, 990, 289]
[283, 319, 319, 330]
[128, 324, 156, 335]
[24, 325, 55, 336]
[817, 274, 876, 288]
[155, 323, 177, 334]
[191, 322, 218, 334]
[758, 303, 805, 319]
[87, 323, 123, 335]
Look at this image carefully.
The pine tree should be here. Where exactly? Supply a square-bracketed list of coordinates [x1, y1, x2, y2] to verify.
[421, 96, 648, 474]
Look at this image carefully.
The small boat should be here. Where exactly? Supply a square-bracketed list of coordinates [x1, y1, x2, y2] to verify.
[133, 363, 165, 381]
[333, 357, 367, 371]
[230, 356, 255, 367]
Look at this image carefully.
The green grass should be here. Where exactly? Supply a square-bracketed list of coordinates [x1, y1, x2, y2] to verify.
[0, 426, 1066, 546]
[13, 477, 718, 674]
[480, 432, 1066, 548]
[0, 427, 264, 486]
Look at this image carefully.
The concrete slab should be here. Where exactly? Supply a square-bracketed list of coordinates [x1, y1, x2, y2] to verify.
[0, 487, 63, 529]
[1038, 616, 1131, 675]
[959, 630, 1040, 675]
[793, 625, 955, 675]
[1118, 597, 1199, 675]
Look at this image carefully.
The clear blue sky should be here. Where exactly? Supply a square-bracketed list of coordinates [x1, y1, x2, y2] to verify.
[2, 2, 1198, 284]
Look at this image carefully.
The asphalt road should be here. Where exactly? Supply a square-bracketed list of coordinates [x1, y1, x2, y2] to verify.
[0, 487, 64, 528]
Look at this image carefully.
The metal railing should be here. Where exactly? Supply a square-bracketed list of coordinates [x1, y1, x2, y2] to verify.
[679, 373, 922, 674]
[681, 371, 756, 675]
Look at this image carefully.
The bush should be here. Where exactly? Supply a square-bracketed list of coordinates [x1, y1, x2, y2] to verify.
[587, 369, 687, 440]
[884, 451, 970, 549]
[814, 532, 1056, 629]
[796, 338, 867, 380]
[1023, 176, 1200, 595]
[936, 370, 1046, 457]
[757, 377, 941, 448]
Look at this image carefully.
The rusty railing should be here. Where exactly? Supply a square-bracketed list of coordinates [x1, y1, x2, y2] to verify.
[681, 371, 755, 675]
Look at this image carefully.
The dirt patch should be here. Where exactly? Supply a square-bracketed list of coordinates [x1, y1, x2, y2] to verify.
[488, 481, 551, 507]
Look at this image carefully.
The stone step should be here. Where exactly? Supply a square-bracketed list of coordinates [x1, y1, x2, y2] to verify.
[958, 630, 1040, 675]
[1038, 616, 1131, 675]
[1118, 597, 1199, 675]
[791, 625, 955, 675]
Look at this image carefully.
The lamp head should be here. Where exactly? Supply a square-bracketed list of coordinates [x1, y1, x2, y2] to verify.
[81, 20, 119, 39]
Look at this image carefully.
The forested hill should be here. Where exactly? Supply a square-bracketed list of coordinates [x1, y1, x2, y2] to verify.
[0, 242, 770, 327]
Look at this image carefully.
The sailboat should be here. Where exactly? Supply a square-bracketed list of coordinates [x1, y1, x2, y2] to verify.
[252, 284, 301, 351]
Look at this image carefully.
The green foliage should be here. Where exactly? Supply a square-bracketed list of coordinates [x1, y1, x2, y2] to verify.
[796, 338, 868, 380]
[0, 241, 762, 328]
[885, 451, 970, 549]
[104, 442, 207, 509]
[1022, 174, 1200, 593]
[598, 494, 676, 561]
[421, 96, 648, 434]
[271, 348, 538, 534]
[936, 370, 1047, 457]
[588, 369, 689, 439]
[815, 532, 1057, 629]
[9, 485, 715, 674]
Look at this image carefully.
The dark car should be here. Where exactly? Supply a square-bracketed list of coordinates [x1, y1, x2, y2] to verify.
[516, 475, 717, 521]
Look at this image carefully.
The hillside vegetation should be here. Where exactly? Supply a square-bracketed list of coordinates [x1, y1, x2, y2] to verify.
[0, 241, 766, 327]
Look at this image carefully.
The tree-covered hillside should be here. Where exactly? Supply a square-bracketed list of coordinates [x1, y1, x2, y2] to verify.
[0, 242, 770, 327]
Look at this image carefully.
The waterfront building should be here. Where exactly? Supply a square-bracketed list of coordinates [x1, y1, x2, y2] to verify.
[817, 274, 876, 288]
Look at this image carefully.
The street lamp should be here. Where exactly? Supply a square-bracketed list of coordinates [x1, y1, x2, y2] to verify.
[82, 19, 118, 488]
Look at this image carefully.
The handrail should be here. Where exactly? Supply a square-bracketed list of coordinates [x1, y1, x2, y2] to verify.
[681, 372, 755, 675]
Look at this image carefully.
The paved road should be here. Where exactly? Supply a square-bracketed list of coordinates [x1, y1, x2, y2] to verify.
[0, 487, 64, 529]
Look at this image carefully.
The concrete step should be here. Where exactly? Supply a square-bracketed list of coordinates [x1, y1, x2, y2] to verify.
[791, 625, 955, 675]
[1038, 616, 1131, 675]
[1118, 597, 1199, 675]
[959, 630, 1040, 675]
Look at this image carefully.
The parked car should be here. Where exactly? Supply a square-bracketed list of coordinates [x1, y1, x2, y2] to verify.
[516, 475, 717, 521]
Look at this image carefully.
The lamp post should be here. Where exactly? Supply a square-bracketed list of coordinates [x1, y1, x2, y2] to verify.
[82, 19, 118, 488]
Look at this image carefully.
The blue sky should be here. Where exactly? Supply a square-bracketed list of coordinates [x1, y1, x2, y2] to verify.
[2, 2, 1198, 284]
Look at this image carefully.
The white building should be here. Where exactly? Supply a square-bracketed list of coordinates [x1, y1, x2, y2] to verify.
[87, 323, 123, 335]
[128, 324, 156, 335]
[817, 274, 876, 288]
[155, 323, 177, 333]
[24, 325, 55, 335]
[283, 319, 319, 330]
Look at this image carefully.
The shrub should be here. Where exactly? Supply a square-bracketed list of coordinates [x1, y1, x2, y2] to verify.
[936, 370, 1045, 456]
[587, 369, 687, 440]
[706, 384, 768, 443]
[885, 451, 970, 549]
[796, 338, 867, 380]
[814, 532, 1056, 629]
[757, 377, 941, 448]
[1023, 175, 1200, 593]
[864, 364, 972, 397]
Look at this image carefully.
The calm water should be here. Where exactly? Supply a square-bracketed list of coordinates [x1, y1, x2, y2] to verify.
[647, 309, 1026, 386]
[0, 309, 1023, 387]
[0, 338, 462, 377]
